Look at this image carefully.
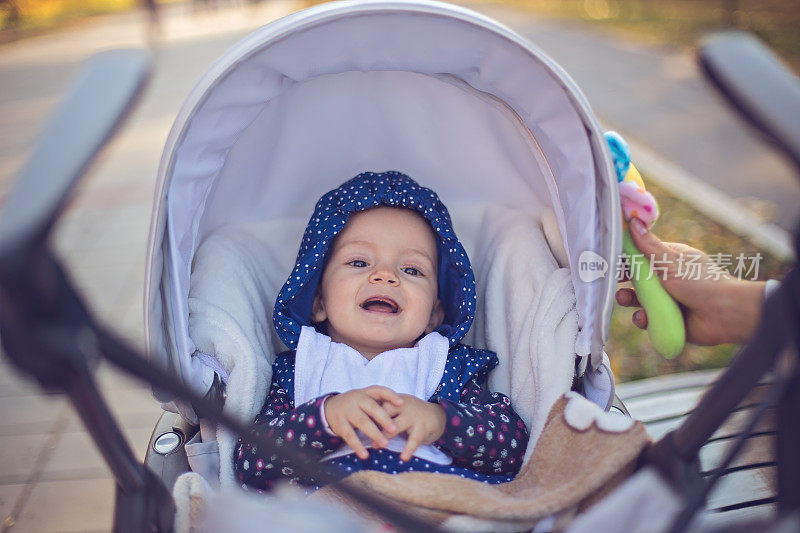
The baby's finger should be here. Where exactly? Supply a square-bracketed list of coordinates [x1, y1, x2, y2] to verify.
[381, 402, 402, 418]
[615, 288, 641, 308]
[351, 412, 389, 449]
[382, 415, 411, 440]
[359, 398, 397, 434]
[365, 386, 404, 407]
[400, 429, 422, 462]
[338, 424, 370, 460]
[632, 309, 648, 329]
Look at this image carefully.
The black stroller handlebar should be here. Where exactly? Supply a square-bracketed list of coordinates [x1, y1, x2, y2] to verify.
[698, 31, 800, 171]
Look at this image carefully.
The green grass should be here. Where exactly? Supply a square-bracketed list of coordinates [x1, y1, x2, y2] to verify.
[507, 0, 800, 72]
[607, 179, 791, 383]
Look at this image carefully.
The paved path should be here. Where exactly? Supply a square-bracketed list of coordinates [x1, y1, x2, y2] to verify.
[0, 2, 796, 531]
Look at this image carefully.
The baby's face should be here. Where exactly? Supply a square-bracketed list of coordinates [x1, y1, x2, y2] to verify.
[312, 207, 444, 359]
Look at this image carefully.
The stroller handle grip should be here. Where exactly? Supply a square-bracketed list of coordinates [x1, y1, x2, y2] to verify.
[698, 31, 800, 172]
[0, 48, 152, 260]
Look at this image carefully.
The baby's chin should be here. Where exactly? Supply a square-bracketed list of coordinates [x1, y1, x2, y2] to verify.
[341, 334, 423, 358]
[326, 322, 431, 356]
[359, 338, 417, 354]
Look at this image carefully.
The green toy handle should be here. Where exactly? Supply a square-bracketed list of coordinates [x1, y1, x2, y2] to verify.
[622, 229, 686, 358]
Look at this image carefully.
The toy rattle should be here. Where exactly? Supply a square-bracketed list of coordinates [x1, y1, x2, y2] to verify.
[606, 132, 686, 358]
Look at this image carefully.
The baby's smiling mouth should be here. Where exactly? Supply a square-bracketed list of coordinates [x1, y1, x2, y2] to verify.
[360, 296, 400, 314]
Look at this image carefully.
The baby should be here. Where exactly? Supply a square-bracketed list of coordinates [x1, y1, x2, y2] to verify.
[234, 171, 528, 491]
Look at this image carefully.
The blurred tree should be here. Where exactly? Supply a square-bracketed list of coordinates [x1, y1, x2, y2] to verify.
[0, 0, 21, 30]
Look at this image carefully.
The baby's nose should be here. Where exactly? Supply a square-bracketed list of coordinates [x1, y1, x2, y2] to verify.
[369, 270, 398, 285]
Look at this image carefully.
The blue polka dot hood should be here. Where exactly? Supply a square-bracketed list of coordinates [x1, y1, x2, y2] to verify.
[273, 171, 476, 350]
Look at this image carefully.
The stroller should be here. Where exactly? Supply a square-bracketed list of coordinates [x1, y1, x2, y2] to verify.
[142, 0, 623, 517]
[1, 0, 798, 531]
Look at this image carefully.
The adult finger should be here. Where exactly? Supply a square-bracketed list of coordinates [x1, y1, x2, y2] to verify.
[351, 412, 389, 449]
[665, 242, 704, 256]
[365, 386, 404, 407]
[338, 423, 369, 460]
[632, 309, 648, 329]
[629, 218, 675, 260]
[359, 398, 397, 435]
[615, 287, 641, 307]
[400, 429, 423, 462]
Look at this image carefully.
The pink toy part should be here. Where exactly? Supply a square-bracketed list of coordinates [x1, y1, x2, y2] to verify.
[618, 180, 659, 228]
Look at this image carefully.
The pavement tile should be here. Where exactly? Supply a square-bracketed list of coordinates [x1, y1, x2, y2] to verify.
[10, 478, 115, 533]
[39, 425, 155, 482]
[123, 422, 160, 462]
[63, 387, 161, 433]
[0, 152, 25, 197]
[51, 208, 114, 256]
[89, 205, 152, 245]
[56, 244, 143, 271]
[0, 434, 48, 485]
[0, 362, 44, 399]
[79, 301, 147, 353]
[707, 466, 775, 510]
[0, 394, 67, 436]
[0, 382, 157, 437]
[106, 388, 164, 421]
[117, 277, 147, 321]
[0, 483, 26, 527]
[61, 262, 141, 318]
[95, 362, 150, 393]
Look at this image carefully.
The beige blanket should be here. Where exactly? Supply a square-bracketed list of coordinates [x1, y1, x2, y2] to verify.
[311, 393, 650, 531]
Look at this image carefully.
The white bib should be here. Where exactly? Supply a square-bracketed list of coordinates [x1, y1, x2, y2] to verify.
[294, 326, 451, 464]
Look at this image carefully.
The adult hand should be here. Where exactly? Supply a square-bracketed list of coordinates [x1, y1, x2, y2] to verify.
[616, 218, 766, 345]
[324, 386, 403, 460]
[382, 395, 446, 461]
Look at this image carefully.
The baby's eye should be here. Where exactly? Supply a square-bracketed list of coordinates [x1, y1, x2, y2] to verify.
[347, 260, 368, 268]
[402, 267, 422, 276]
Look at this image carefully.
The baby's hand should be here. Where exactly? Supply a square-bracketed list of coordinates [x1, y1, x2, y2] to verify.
[383, 395, 446, 461]
[324, 386, 403, 460]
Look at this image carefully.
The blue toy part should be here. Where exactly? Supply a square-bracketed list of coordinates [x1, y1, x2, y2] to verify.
[604, 131, 631, 182]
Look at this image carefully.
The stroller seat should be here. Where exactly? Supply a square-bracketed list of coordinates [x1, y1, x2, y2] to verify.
[143, 0, 624, 528]
[149, 203, 630, 530]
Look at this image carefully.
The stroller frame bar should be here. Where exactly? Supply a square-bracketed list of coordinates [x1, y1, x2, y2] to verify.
[91, 316, 446, 532]
[0, 243, 446, 531]
[0, 239, 448, 532]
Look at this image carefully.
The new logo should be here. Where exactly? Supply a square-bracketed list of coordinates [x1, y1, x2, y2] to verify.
[578, 251, 608, 282]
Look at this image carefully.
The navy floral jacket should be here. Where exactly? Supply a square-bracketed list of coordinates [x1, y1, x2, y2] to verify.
[235, 171, 529, 491]
[234, 347, 528, 491]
